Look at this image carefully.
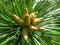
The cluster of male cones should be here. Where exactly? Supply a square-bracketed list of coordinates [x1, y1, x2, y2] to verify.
[12, 8, 44, 41]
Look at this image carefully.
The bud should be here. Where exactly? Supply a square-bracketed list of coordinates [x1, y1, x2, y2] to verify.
[12, 14, 23, 26]
[22, 28, 28, 41]
[33, 18, 43, 26]
[24, 14, 30, 26]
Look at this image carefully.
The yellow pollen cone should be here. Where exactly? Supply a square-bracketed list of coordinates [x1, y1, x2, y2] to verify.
[38, 27, 44, 32]
[12, 14, 23, 26]
[30, 12, 38, 18]
[28, 25, 38, 32]
[24, 14, 30, 26]
[34, 12, 38, 17]
[22, 28, 28, 41]
[30, 12, 38, 25]
[24, 8, 28, 15]
[30, 14, 34, 25]
[33, 18, 43, 26]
